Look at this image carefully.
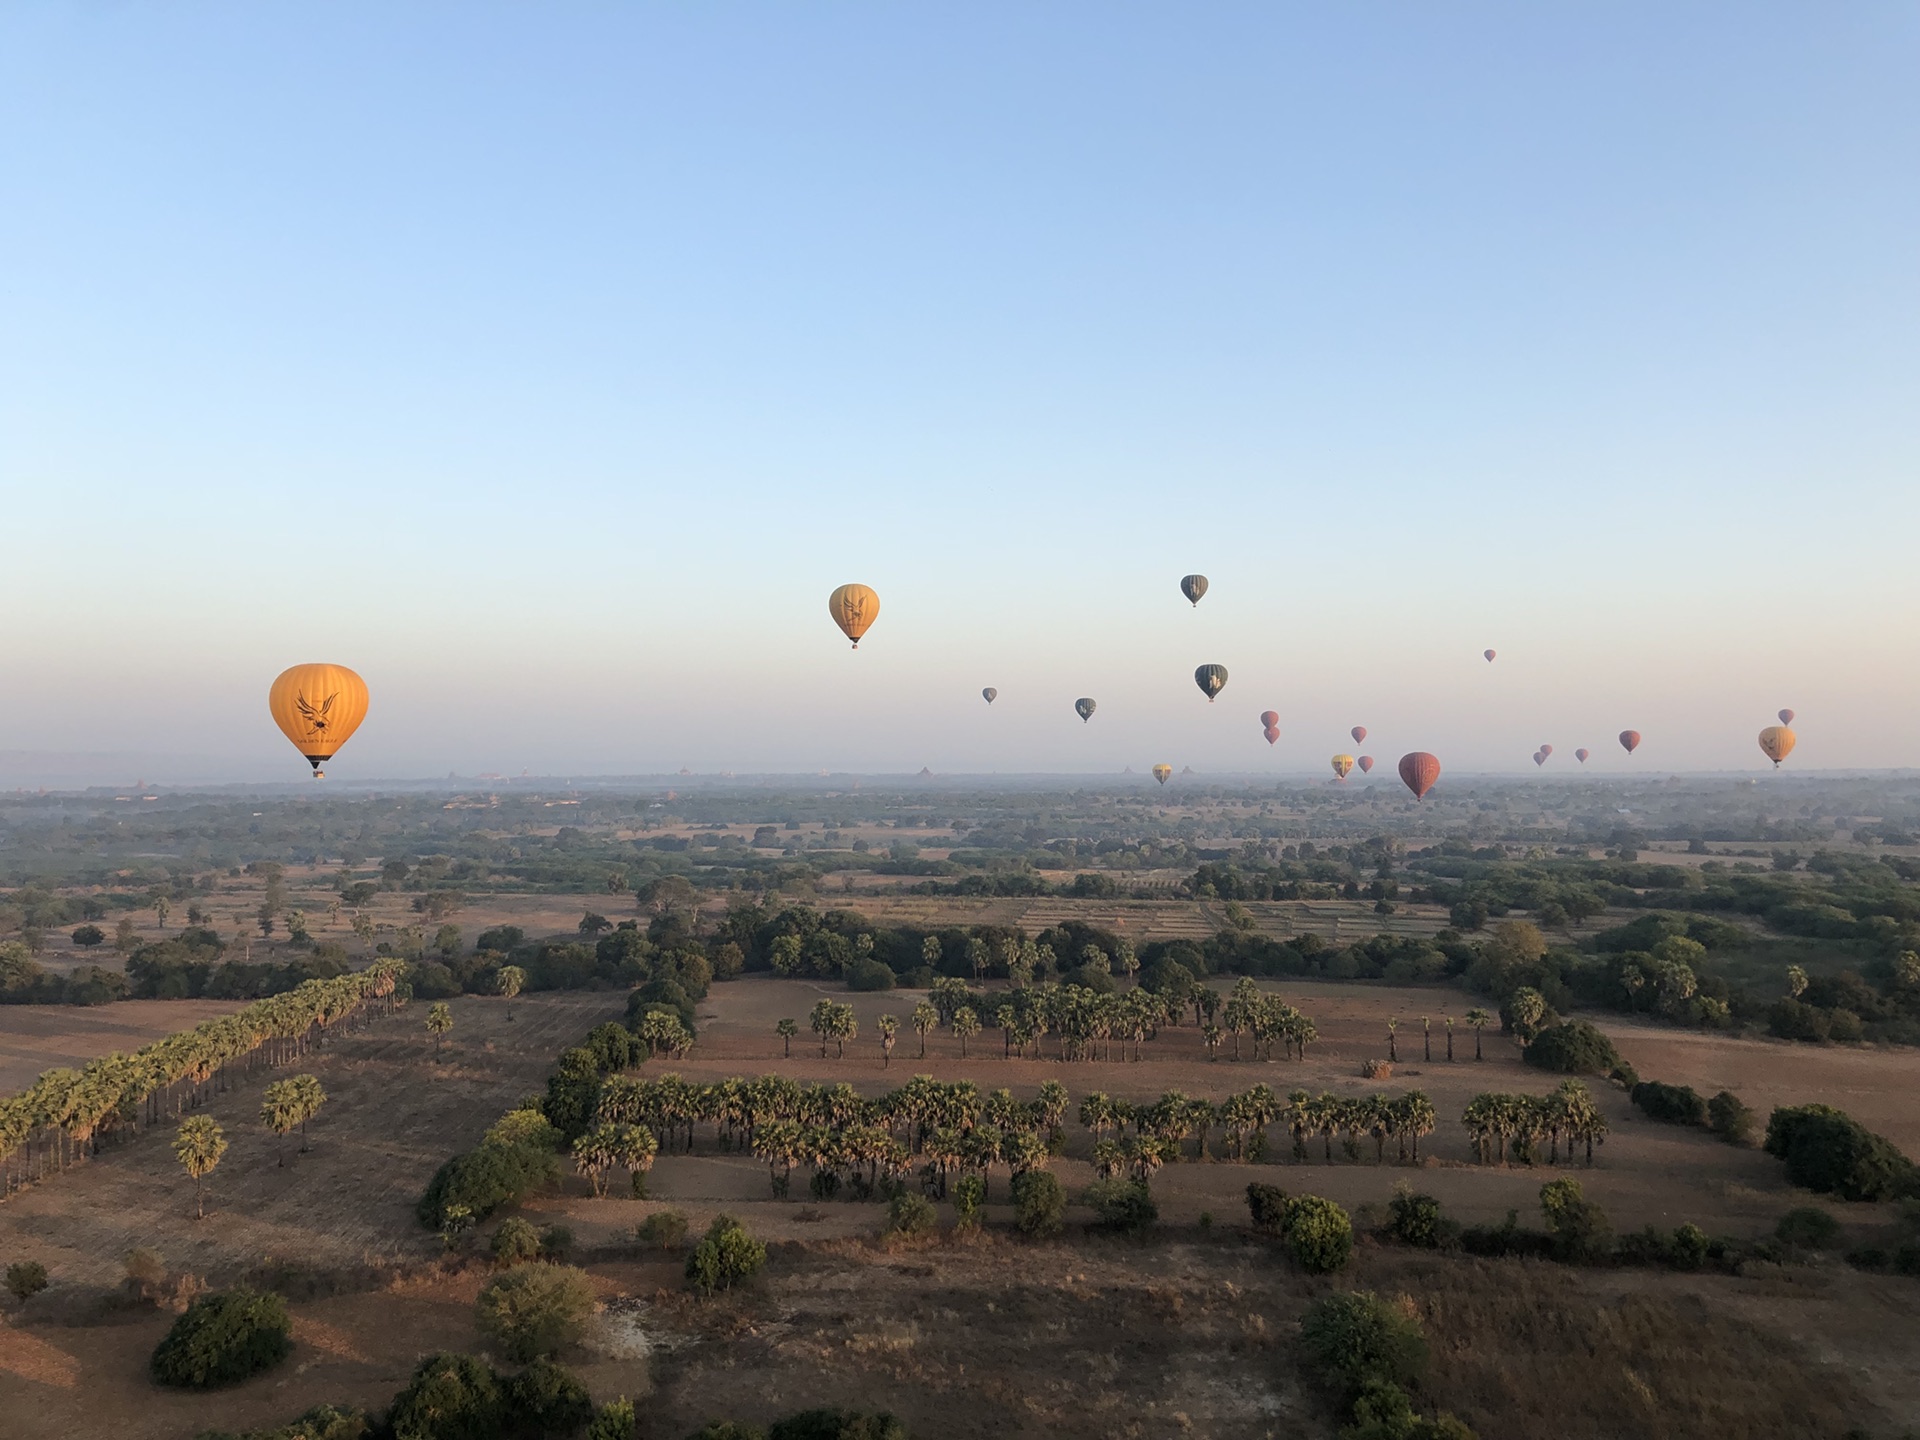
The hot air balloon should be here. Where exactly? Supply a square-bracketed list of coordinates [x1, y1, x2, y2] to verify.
[1357, 755, 1375, 773]
[1075, 698, 1097, 723]
[982, 688, 997, 704]
[1153, 764, 1172, 785]
[1331, 754, 1355, 780]
[1778, 708, 1795, 725]
[1398, 751, 1441, 800]
[1194, 664, 1228, 702]
[1533, 751, 1547, 767]
[1351, 726, 1367, 744]
[1263, 726, 1281, 745]
[1484, 649, 1496, 663]
[1759, 725, 1796, 768]
[1260, 710, 1279, 729]
[1575, 748, 1590, 763]
[1539, 744, 1553, 759]
[827, 584, 880, 648]
[268, 664, 369, 779]
[1619, 730, 1641, 754]
[1180, 574, 1209, 607]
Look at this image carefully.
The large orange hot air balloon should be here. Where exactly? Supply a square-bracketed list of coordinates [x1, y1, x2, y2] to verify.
[1194, 664, 1228, 702]
[1778, 708, 1795, 725]
[1575, 748, 1590, 763]
[1153, 764, 1172, 785]
[1180, 574, 1209, 606]
[268, 664, 369, 779]
[1331, 754, 1355, 781]
[827, 584, 880, 648]
[1351, 726, 1367, 744]
[1357, 755, 1374, 773]
[1619, 730, 1641, 754]
[1759, 725, 1796, 767]
[1075, 698, 1097, 723]
[1483, 649, 1496, 663]
[1399, 751, 1441, 799]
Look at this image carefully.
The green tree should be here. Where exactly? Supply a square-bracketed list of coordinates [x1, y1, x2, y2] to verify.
[476, 1264, 596, 1361]
[1299, 1289, 1428, 1398]
[5, 1260, 48, 1304]
[174, 1115, 227, 1219]
[149, 1287, 292, 1389]
[427, 1001, 454, 1059]
[587, 1397, 638, 1440]
[1464, 1008, 1492, 1061]
[261, 1079, 301, 1167]
[496, 964, 527, 1020]
[877, 1013, 899, 1068]
[911, 1001, 938, 1058]
[952, 1006, 980, 1058]
[776, 1017, 798, 1058]
[491, 1216, 543, 1266]
[686, 1214, 766, 1296]
[1282, 1194, 1353, 1274]
[386, 1351, 503, 1440]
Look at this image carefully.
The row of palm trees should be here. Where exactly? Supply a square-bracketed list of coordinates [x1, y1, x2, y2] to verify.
[0, 959, 406, 1196]
[1461, 1081, 1609, 1166]
[1077, 1085, 1443, 1170]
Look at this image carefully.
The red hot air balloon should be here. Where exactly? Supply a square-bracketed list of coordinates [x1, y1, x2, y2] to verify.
[1357, 755, 1374, 773]
[1778, 709, 1795, 725]
[1263, 726, 1281, 745]
[1399, 752, 1441, 799]
[1259, 710, 1279, 729]
[1484, 649, 1496, 662]
[1351, 726, 1367, 744]
[1539, 744, 1553, 759]
[1575, 748, 1590, 763]
[1619, 730, 1641, 754]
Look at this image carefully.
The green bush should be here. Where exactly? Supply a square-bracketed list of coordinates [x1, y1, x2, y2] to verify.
[1776, 1206, 1842, 1250]
[1084, 1178, 1157, 1232]
[843, 958, 895, 992]
[686, 1215, 767, 1296]
[886, 1191, 936, 1237]
[5, 1260, 49, 1303]
[1539, 1178, 1610, 1262]
[1011, 1171, 1065, 1237]
[1299, 1290, 1428, 1397]
[1707, 1091, 1756, 1146]
[1765, 1105, 1916, 1202]
[151, 1288, 292, 1389]
[504, 1357, 593, 1438]
[491, 1217, 543, 1266]
[476, 1265, 596, 1362]
[587, 1397, 637, 1440]
[1386, 1184, 1444, 1249]
[636, 1210, 691, 1251]
[1246, 1182, 1288, 1234]
[1523, 1021, 1619, 1076]
[416, 1141, 560, 1229]
[1342, 1379, 1477, 1440]
[191, 1403, 369, 1440]
[950, 1174, 986, 1229]
[1671, 1223, 1710, 1270]
[386, 1352, 504, 1440]
[1281, 1195, 1353, 1275]
[767, 1411, 909, 1440]
[1630, 1081, 1707, 1127]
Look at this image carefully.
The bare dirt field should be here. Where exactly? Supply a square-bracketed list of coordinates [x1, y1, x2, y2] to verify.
[0, 999, 246, 1092]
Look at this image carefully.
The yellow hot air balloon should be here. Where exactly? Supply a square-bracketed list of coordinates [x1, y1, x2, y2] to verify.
[1152, 764, 1172, 785]
[1331, 754, 1355, 780]
[1758, 725, 1796, 768]
[268, 664, 369, 778]
[827, 584, 880, 648]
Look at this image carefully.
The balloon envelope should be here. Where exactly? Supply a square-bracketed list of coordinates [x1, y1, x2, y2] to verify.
[1778, 708, 1795, 725]
[1075, 698, 1097, 722]
[1194, 664, 1228, 702]
[1484, 649, 1496, 662]
[268, 664, 369, 777]
[827, 584, 880, 647]
[1759, 725, 1796, 767]
[1357, 755, 1374, 773]
[1331, 754, 1355, 780]
[1534, 752, 1547, 766]
[1619, 730, 1641, 754]
[1351, 726, 1367, 744]
[1180, 574, 1209, 606]
[1263, 726, 1281, 745]
[1259, 710, 1280, 728]
[1539, 744, 1553, 758]
[1575, 748, 1590, 763]
[982, 688, 997, 704]
[1399, 751, 1441, 799]
[1152, 764, 1172, 785]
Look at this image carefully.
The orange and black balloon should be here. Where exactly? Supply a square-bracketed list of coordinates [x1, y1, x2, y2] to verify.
[268, 664, 370, 779]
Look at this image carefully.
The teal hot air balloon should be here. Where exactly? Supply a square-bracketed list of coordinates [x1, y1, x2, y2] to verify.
[1075, 698, 1097, 722]
[1194, 664, 1228, 703]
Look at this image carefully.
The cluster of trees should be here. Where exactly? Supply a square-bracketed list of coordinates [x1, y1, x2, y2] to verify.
[0, 961, 404, 1197]
[1081, 1086, 1440, 1170]
[1629, 1081, 1755, 1145]
[1764, 1104, 1916, 1202]
[1458, 1082, 1609, 1166]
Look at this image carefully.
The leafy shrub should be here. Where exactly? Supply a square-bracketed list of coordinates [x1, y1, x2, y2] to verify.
[191, 1402, 369, 1440]
[1707, 1090, 1756, 1146]
[1246, 1183, 1288, 1234]
[386, 1352, 504, 1440]
[416, 1141, 560, 1229]
[1523, 1021, 1620, 1076]
[587, 1397, 638, 1440]
[540, 1225, 575, 1262]
[1281, 1195, 1353, 1275]
[475, 1265, 596, 1362]
[151, 1288, 292, 1389]
[1539, 1178, 1611, 1261]
[950, 1174, 986, 1229]
[5, 1260, 48, 1303]
[491, 1218, 543, 1267]
[1342, 1379, 1477, 1440]
[1765, 1104, 1916, 1202]
[887, 1191, 936, 1236]
[1776, 1206, 1842, 1250]
[1671, 1223, 1710, 1270]
[767, 1411, 909, 1440]
[636, 1210, 690, 1251]
[1084, 1178, 1157, 1232]
[504, 1357, 593, 1438]
[1631, 1081, 1708, 1127]
[1011, 1171, 1065, 1237]
[686, 1215, 766, 1295]
[1299, 1290, 1428, 1397]
[1386, 1184, 1445, 1249]
[843, 958, 895, 992]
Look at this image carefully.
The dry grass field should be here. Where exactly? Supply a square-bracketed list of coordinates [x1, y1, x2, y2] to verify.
[0, 999, 246, 1092]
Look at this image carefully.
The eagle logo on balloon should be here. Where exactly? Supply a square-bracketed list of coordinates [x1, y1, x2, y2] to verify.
[295, 691, 338, 739]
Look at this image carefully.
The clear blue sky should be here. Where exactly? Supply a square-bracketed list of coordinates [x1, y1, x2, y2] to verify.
[2, 5, 1916, 781]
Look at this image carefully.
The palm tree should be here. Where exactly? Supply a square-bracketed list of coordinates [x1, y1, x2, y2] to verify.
[426, 1002, 453, 1059]
[291, 1074, 326, 1151]
[1465, 1008, 1491, 1061]
[1400, 1091, 1436, 1162]
[809, 999, 837, 1058]
[1386, 1018, 1398, 1064]
[173, 1116, 226, 1219]
[1445, 1015, 1455, 1062]
[495, 965, 526, 1021]
[776, 1018, 797, 1058]
[911, 1002, 937, 1058]
[613, 1123, 659, 1197]
[260, 1081, 298, 1167]
[952, 1007, 980, 1059]
[877, 1015, 899, 1069]
[1422, 1016, 1432, 1063]
[573, 1123, 618, 1197]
